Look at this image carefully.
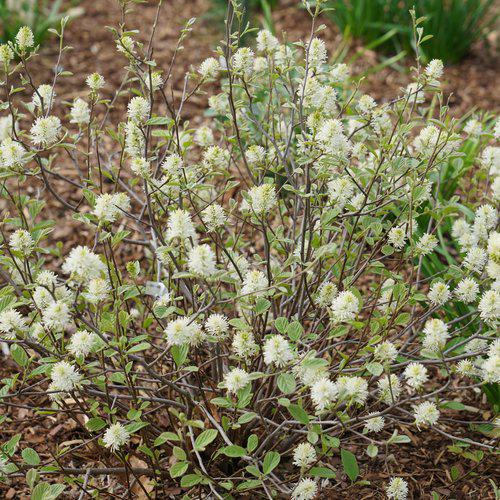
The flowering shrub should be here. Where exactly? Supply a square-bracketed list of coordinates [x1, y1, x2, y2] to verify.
[0, 1, 498, 498]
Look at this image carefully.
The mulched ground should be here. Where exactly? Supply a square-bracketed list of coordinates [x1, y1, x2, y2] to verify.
[0, 0, 498, 497]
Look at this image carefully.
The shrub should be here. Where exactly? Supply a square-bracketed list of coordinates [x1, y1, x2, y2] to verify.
[327, 0, 498, 63]
[0, 1, 498, 497]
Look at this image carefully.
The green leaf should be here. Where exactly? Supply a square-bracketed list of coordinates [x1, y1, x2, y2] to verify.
[170, 461, 188, 478]
[262, 451, 280, 475]
[221, 445, 246, 457]
[341, 448, 359, 482]
[287, 321, 303, 341]
[277, 373, 296, 394]
[11, 344, 29, 367]
[85, 417, 107, 432]
[154, 432, 180, 447]
[254, 297, 271, 315]
[365, 362, 383, 376]
[366, 444, 378, 458]
[309, 466, 336, 478]
[171, 344, 189, 367]
[246, 434, 258, 453]
[126, 342, 150, 354]
[194, 429, 218, 451]
[181, 474, 203, 487]
[22, 448, 40, 466]
[288, 404, 310, 425]
[125, 421, 149, 434]
[274, 317, 288, 333]
[31, 482, 66, 500]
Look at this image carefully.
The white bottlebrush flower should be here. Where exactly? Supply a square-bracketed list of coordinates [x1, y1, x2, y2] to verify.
[425, 59, 443, 84]
[422, 318, 449, 354]
[204, 314, 229, 338]
[413, 401, 440, 428]
[0, 44, 13, 64]
[50, 361, 82, 394]
[130, 157, 151, 177]
[70, 98, 91, 125]
[232, 47, 254, 76]
[388, 225, 408, 250]
[427, 281, 451, 306]
[293, 442, 316, 467]
[9, 229, 34, 256]
[68, 330, 97, 357]
[199, 57, 220, 79]
[244, 184, 277, 215]
[263, 334, 294, 367]
[378, 278, 396, 313]
[377, 374, 401, 405]
[337, 376, 369, 406]
[487, 231, 500, 264]
[0, 115, 14, 141]
[0, 137, 27, 169]
[194, 126, 214, 147]
[127, 97, 149, 123]
[93, 192, 131, 223]
[311, 377, 337, 412]
[241, 269, 268, 298]
[166, 209, 197, 244]
[36, 270, 58, 287]
[32, 286, 55, 309]
[103, 423, 130, 452]
[188, 244, 217, 277]
[124, 121, 144, 157]
[386, 477, 409, 500]
[161, 153, 183, 176]
[16, 26, 34, 51]
[415, 233, 437, 256]
[223, 367, 251, 394]
[165, 317, 204, 347]
[327, 177, 354, 210]
[291, 478, 318, 500]
[478, 290, 500, 323]
[456, 359, 477, 377]
[31, 116, 61, 146]
[246, 145, 266, 166]
[454, 278, 479, 303]
[42, 300, 70, 331]
[330, 63, 350, 83]
[307, 37, 327, 70]
[256, 30, 279, 53]
[403, 362, 428, 390]
[464, 118, 482, 136]
[316, 282, 338, 307]
[86, 73, 105, 91]
[232, 330, 259, 359]
[463, 247, 487, 273]
[84, 278, 111, 303]
[62, 246, 106, 283]
[374, 341, 398, 364]
[364, 413, 385, 433]
[0, 309, 27, 338]
[480, 353, 500, 383]
[357, 94, 377, 116]
[294, 357, 328, 387]
[32, 84, 54, 109]
[202, 204, 226, 232]
[331, 290, 360, 323]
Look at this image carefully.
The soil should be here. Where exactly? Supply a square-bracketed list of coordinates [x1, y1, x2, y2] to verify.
[0, 0, 498, 498]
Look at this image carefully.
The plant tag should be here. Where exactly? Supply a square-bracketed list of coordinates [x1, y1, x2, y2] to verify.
[145, 281, 168, 298]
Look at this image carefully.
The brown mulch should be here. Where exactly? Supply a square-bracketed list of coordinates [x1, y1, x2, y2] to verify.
[1, 0, 499, 498]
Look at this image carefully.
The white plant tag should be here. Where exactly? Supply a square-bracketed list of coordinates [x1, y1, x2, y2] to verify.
[145, 281, 168, 298]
